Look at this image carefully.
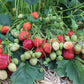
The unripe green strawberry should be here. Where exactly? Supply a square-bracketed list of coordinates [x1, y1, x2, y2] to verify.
[40, 17, 43, 21]
[16, 25, 20, 30]
[81, 44, 84, 48]
[45, 17, 50, 23]
[9, 43, 13, 47]
[8, 63, 17, 72]
[43, 61, 48, 65]
[32, 53, 36, 58]
[59, 42, 64, 50]
[20, 54, 26, 62]
[50, 52, 56, 61]
[18, 14, 23, 18]
[45, 58, 51, 63]
[10, 43, 20, 52]
[39, 67, 44, 72]
[52, 16, 56, 20]
[65, 36, 70, 41]
[52, 41, 59, 51]
[11, 29, 20, 38]
[57, 56, 63, 61]
[56, 50, 62, 56]
[12, 58, 18, 65]
[0, 70, 7, 80]
[28, 51, 33, 55]
[59, 22, 64, 27]
[35, 52, 41, 58]
[57, 16, 62, 22]
[64, 41, 73, 50]
[14, 39, 19, 43]
[74, 44, 82, 52]
[54, 22, 59, 27]
[82, 49, 84, 54]
[71, 35, 77, 41]
[29, 58, 38, 66]
[24, 52, 31, 60]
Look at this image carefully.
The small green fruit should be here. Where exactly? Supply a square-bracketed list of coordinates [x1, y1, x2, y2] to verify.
[12, 58, 18, 65]
[56, 50, 62, 56]
[71, 35, 77, 41]
[35, 52, 41, 58]
[32, 53, 36, 58]
[45, 58, 51, 63]
[39, 68, 44, 72]
[82, 49, 84, 54]
[59, 42, 64, 50]
[74, 44, 82, 52]
[52, 16, 56, 20]
[0, 70, 7, 80]
[45, 17, 50, 23]
[50, 52, 56, 61]
[20, 54, 25, 62]
[8, 63, 16, 72]
[52, 41, 59, 51]
[43, 61, 48, 65]
[24, 52, 31, 60]
[29, 58, 38, 66]
[14, 39, 19, 43]
[57, 56, 63, 61]
[65, 36, 70, 41]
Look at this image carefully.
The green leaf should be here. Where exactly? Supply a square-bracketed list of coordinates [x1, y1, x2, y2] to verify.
[47, 61, 57, 72]
[0, 32, 14, 42]
[56, 59, 84, 84]
[56, 60, 69, 76]
[59, 0, 68, 7]
[71, 19, 78, 29]
[0, 32, 6, 41]
[24, 0, 38, 5]
[11, 63, 44, 84]
[5, 0, 15, 1]
[29, 16, 39, 22]
[69, 0, 80, 7]
[0, 14, 11, 25]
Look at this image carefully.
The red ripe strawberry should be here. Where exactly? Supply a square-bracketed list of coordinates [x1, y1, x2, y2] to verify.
[23, 22, 31, 31]
[82, 54, 84, 60]
[0, 48, 3, 54]
[57, 35, 65, 43]
[7, 67, 17, 76]
[64, 42, 73, 50]
[74, 50, 81, 55]
[42, 39, 47, 44]
[35, 47, 45, 58]
[34, 38, 43, 47]
[67, 30, 74, 37]
[30, 12, 38, 19]
[0, 54, 11, 69]
[50, 39, 56, 43]
[23, 39, 34, 50]
[0, 39, 2, 43]
[1, 26, 9, 34]
[18, 31, 29, 41]
[0, 44, 3, 48]
[7, 69, 13, 76]
[62, 49, 74, 59]
[43, 43, 52, 53]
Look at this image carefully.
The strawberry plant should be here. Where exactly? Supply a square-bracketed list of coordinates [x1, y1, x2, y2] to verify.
[0, 0, 84, 84]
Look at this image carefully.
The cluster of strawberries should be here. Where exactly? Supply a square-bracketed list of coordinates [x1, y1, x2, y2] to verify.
[0, 40, 18, 80]
[0, 11, 84, 80]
